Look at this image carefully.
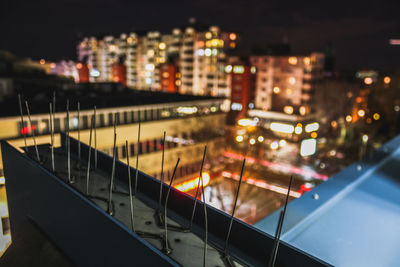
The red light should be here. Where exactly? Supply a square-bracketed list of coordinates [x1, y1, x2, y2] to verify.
[21, 125, 36, 135]
[300, 184, 312, 193]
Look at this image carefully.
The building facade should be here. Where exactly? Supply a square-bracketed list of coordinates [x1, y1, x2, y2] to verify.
[0, 91, 226, 184]
[250, 53, 324, 115]
[77, 26, 237, 97]
[226, 56, 256, 118]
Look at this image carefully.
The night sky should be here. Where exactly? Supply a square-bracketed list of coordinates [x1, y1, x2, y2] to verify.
[1, 0, 399, 71]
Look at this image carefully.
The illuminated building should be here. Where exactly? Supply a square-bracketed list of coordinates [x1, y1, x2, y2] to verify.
[77, 25, 237, 97]
[250, 53, 325, 115]
[226, 56, 255, 120]
[111, 62, 127, 86]
[0, 85, 227, 186]
[48, 60, 80, 82]
[159, 63, 178, 93]
[77, 62, 90, 83]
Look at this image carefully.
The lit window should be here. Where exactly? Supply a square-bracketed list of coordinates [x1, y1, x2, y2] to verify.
[300, 139, 317, 156]
[299, 106, 307, 116]
[286, 88, 293, 95]
[225, 65, 232, 73]
[205, 32, 212, 39]
[384, 76, 391, 84]
[283, 106, 294, 115]
[303, 57, 311, 65]
[288, 57, 298, 65]
[270, 141, 279, 150]
[159, 42, 166, 50]
[147, 50, 155, 57]
[305, 122, 319, 133]
[109, 45, 117, 52]
[205, 49, 212, 56]
[145, 64, 155, 71]
[250, 66, 256, 74]
[233, 65, 244, 74]
[364, 77, 373, 85]
[231, 103, 242, 110]
[211, 39, 219, 47]
[273, 87, 280, 94]
[270, 123, 294, 134]
[288, 77, 296, 85]
[229, 33, 237, 40]
[197, 49, 205, 56]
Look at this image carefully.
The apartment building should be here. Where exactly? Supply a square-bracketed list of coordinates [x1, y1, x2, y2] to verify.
[250, 53, 325, 115]
[77, 25, 237, 97]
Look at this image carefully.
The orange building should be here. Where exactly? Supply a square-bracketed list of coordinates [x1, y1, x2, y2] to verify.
[159, 64, 178, 93]
[111, 63, 127, 86]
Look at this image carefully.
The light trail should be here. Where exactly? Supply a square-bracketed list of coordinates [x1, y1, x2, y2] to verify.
[222, 171, 302, 198]
[224, 151, 329, 181]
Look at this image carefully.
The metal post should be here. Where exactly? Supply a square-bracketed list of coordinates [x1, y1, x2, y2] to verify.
[134, 121, 141, 196]
[200, 147, 208, 267]
[190, 145, 207, 229]
[50, 103, 55, 172]
[66, 100, 72, 183]
[268, 176, 293, 267]
[24, 101, 40, 162]
[17, 94, 28, 153]
[126, 140, 135, 232]
[94, 106, 97, 169]
[107, 132, 117, 216]
[86, 117, 94, 195]
[164, 158, 180, 254]
[158, 131, 166, 212]
[77, 101, 81, 162]
[224, 158, 246, 253]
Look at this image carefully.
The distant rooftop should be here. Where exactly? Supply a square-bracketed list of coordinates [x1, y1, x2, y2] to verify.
[0, 82, 223, 118]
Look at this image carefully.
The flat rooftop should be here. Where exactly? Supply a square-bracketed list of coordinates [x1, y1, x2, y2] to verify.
[0, 83, 223, 117]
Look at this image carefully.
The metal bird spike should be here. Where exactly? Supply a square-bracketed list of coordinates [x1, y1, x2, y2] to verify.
[66, 99, 72, 183]
[268, 175, 293, 267]
[112, 113, 117, 190]
[126, 140, 135, 232]
[134, 120, 141, 196]
[158, 131, 166, 213]
[86, 116, 94, 196]
[200, 146, 208, 267]
[18, 94, 28, 153]
[190, 145, 207, 229]
[164, 157, 180, 254]
[107, 132, 117, 215]
[224, 158, 246, 253]
[24, 100, 41, 163]
[52, 91, 56, 114]
[94, 106, 97, 169]
[49, 103, 55, 172]
[77, 101, 81, 161]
